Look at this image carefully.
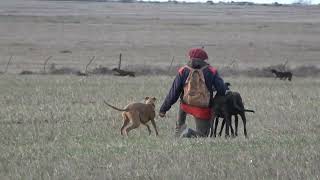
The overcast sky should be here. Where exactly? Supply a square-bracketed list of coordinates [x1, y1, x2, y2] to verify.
[177, 0, 319, 4]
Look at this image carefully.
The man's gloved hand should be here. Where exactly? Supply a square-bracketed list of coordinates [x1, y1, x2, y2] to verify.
[159, 112, 166, 118]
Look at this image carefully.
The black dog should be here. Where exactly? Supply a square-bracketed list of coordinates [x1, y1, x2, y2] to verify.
[210, 94, 233, 138]
[210, 84, 255, 138]
[270, 69, 292, 81]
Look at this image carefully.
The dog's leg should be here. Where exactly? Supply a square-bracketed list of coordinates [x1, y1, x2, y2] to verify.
[209, 116, 215, 137]
[218, 118, 224, 137]
[139, 114, 152, 136]
[230, 117, 235, 137]
[214, 117, 219, 137]
[142, 123, 152, 135]
[239, 112, 248, 138]
[219, 118, 234, 136]
[150, 119, 159, 136]
[125, 122, 140, 136]
[125, 112, 140, 136]
[121, 113, 130, 136]
[224, 114, 231, 138]
[235, 115, 238, 136]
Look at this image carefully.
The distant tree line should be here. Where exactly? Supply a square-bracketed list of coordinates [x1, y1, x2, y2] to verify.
[43, 0, 316, 5]
[43, 0, 136, 2]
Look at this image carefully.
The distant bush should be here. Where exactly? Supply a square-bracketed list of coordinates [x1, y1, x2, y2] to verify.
[230, 1, 255, 5]
[292, 0, 312, 5]
[272, 2, 282, 6]
[119, 0, 135, 3]
[206, 1, 214, 5]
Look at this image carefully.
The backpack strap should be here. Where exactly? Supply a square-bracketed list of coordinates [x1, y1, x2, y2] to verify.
[184, 65, 195, 84]
[196, 65, 207, 83]
[184, 65, 194, 71]
[185, 65, 208, 84]
[179, 65, 213, 75]
[199, 65, 209, 71]
[178, 65, 193, 75]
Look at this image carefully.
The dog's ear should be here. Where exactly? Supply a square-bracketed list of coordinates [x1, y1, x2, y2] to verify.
[145, 96, 150, 100]
[152, 97, 157, 101]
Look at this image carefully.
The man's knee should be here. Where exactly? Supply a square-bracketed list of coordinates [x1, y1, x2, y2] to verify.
[196, 119, 211, 137]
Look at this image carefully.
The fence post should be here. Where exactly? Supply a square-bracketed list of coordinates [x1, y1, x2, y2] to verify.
[118, 53, 122, 70]
[43, 56, 52, 73]
[4, 56, 13, 73]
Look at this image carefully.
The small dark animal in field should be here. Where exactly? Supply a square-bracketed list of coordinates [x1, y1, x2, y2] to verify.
[19, 70, 34, 75]
[210, 84, 255, 138]
[270, 69, 292, 81]
[104, 97, 158, 136]
[60, 50, 72, 54]
[76, 71, 88, 76]
[112, 68, 135, 77]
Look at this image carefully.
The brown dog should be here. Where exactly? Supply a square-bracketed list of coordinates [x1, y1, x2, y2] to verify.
[104, 97, 158, 136]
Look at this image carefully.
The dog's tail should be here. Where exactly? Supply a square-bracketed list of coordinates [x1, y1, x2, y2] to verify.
[235, 105, 255, 113]
[103, 100, 128, 112]
[231, 97, 255, 113]
[244, 109, 255, 113]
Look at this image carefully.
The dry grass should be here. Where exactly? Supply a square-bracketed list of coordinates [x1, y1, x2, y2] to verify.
[0, 75, 319, 179]
[1, 1, 320, 179]
[1, 1, 320, 73]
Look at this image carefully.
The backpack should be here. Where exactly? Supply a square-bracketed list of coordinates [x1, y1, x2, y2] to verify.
[182, 65, 210, 108]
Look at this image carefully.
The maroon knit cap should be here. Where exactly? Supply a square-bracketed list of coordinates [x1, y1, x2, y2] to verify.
[188, 48, 208, 60]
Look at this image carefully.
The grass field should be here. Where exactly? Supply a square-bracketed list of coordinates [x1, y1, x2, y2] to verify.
[1, 0, 320, 73]
[1, 0, 320, 179]
[0, 75, 319, 179]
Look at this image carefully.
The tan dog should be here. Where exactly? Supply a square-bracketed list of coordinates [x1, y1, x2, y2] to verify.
[104, 97, 158, 136]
